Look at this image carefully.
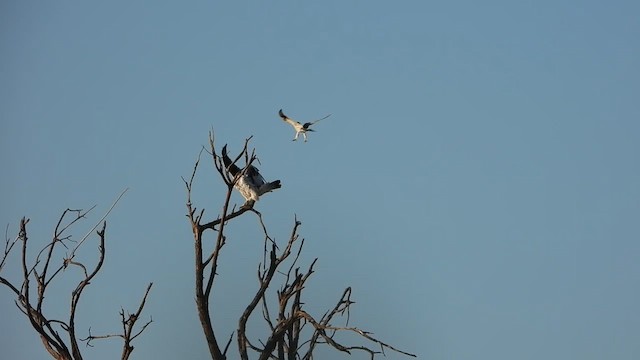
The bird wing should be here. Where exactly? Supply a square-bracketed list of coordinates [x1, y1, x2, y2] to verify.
[304, 113, 332, 128]
[284, 117, 300, 128]
[221, 145, 241, 177]
[279, 109, 301, 128]
[308, 113, 331, 125]
[246, 166, 267, 187]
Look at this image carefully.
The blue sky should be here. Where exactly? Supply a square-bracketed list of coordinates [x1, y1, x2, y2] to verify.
[1, 1, 639, 359]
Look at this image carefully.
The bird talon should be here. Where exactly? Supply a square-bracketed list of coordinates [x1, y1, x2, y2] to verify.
[241, 200, 255, 210]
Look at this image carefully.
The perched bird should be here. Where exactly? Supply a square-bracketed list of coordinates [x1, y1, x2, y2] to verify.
[221, 145, 281, 208]
[278, 109, 331, 142]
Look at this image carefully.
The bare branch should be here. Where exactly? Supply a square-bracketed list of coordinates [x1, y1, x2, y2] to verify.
[1, 223, 18, 272]
[71, 188, 128, 259]
[239, 219, 304, 360]
[187, 131, 229, 360]
[2, 192, 153, 360]
[80, 282, 153, 360]
[223, 332, 234, 357]
[301, 308, 417, 358]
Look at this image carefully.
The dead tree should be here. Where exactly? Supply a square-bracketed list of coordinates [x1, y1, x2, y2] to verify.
[184, 132, 416, 359]
[0, 193, 153, 360]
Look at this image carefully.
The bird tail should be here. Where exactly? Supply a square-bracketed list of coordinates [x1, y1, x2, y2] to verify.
[258, 180, 281, 196]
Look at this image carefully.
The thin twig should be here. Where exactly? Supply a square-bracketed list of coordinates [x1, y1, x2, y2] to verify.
[72, 188, 129, 258]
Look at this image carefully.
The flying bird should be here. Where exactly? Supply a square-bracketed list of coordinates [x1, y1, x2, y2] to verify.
[278, 109, 331, 142]
[222, 145, 281, 208]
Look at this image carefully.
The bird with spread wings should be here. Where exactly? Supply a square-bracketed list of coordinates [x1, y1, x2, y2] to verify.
[222, 145, 281, 208]
[278, 109, 331, 142]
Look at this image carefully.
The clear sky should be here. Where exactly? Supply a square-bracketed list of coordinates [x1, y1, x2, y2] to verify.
[1, 1, 639, 359]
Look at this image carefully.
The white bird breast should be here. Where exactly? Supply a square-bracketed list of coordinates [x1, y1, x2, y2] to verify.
[235, 175, 260, 202]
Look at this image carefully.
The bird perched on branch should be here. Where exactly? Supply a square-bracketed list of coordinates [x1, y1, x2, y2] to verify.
[221, 145, 281, 208]
[278, 109, 331, 142]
